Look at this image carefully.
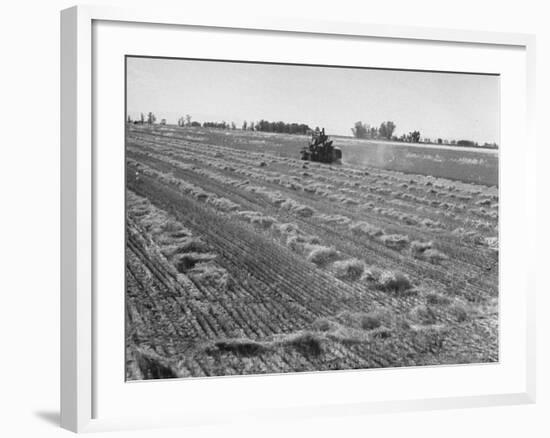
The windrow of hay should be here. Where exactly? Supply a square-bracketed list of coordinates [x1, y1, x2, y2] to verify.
[131, 348, 180, 380]
[311, 318, 336, 332]
[278, 332, 323, 356]
[208, 338, 269, 356]
[127, 190, 231, 292]
[206, 331, 327, 358]
[338, 310, 389, 331]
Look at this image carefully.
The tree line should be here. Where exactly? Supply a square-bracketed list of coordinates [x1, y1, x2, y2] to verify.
[254, 120, 311, 135]
[126, 113, 497, 149]
[128, 113, 311, 134]
[351, 120, 420, 143]
[351, 120, 497, 148]
[352, 121, 396, 140]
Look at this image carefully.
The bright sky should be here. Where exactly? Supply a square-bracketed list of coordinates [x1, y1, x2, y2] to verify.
[126, 56, 500, 144]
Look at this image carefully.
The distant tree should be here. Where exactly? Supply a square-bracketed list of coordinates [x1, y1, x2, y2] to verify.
[191, 121, 201, 127]
[127, 115, 132, 123]
[249, 122, 255, 131]
[457, 139, 476, 147]
[242, 121, 248, 130]
[379, 121, 396, 140]
[351, 121, 368, 139]
[178, 116, 185, 127]
[252, 119, 311, 135]
[231, 122, 236, 130]
[140, 113, 145, 124]
[185, 114, 192, 126]
[160, 119, 167, 125]
[386, 121, 396, 139]
[147, 112, 156, 125]
[410, 131, 421, 143]
[437, 138, 443, 144]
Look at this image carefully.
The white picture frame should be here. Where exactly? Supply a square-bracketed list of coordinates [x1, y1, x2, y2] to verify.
[60, 4, 536, 433]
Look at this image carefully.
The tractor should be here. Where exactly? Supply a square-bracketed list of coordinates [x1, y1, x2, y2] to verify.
[300, 128, 342, 164]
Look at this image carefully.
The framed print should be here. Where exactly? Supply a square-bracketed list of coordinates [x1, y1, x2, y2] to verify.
[60, 5, 536, 433]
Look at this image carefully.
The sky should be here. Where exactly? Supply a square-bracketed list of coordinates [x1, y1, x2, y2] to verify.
[126, 56, 500, 145]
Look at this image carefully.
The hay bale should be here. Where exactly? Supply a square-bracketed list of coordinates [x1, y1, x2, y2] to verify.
[333, 258, 365, 281]
[380, 234, 410, 250]
[294, 205, 315, 217]
[307, 246, 339, 266]
[250, 215, 276, 229]
[349, 221, 383, 238]
[210, 197, 240, 212]
[312, 318, 335, 332]
[363, 266, 383, 282]
[377, 270, 412, 293]
[411, 240, 433, 255]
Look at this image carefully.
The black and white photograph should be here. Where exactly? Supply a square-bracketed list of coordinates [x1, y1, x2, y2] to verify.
[125, 56, 499, 380]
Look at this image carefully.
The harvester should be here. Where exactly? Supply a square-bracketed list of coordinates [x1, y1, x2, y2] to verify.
[300, 128, 342, 164]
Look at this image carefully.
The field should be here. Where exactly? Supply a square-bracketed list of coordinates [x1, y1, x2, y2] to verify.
[125, 124, 499, 380]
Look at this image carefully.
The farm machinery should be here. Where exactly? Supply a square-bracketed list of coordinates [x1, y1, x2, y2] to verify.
[300, 128, 342, 164]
